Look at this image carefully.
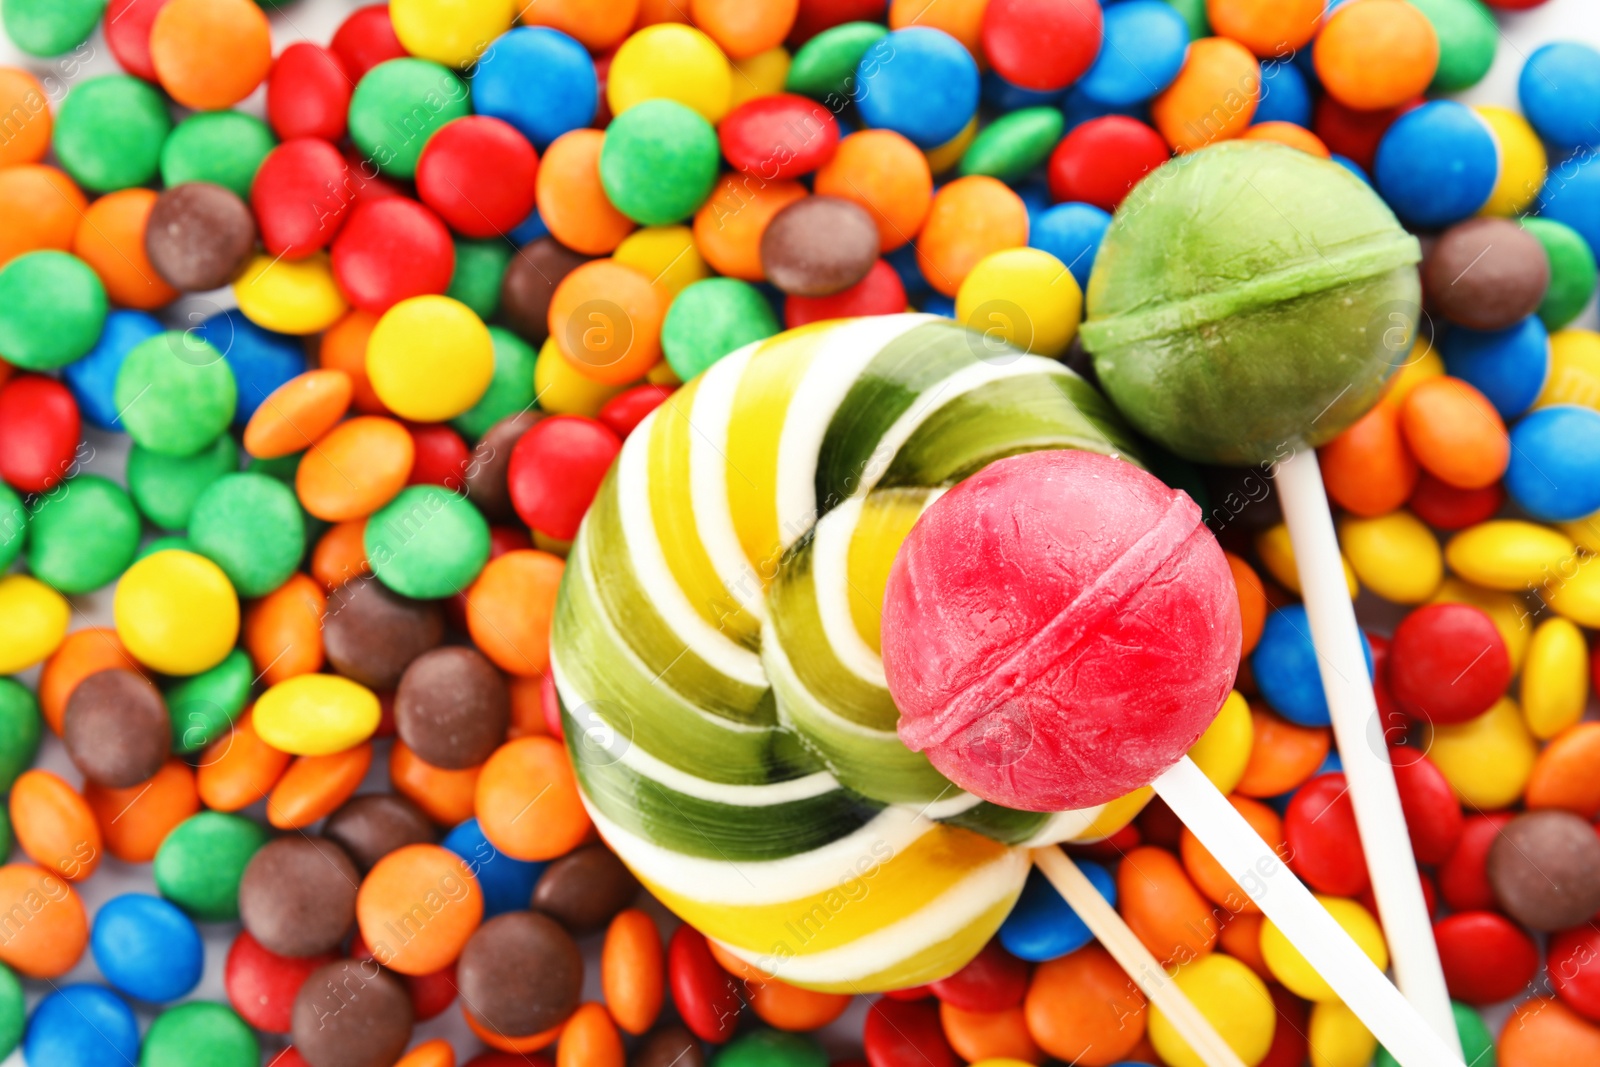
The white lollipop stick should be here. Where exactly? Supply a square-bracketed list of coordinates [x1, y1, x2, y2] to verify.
[1274, 446, 1463, 1057]
[1031, 846, 1247, 1067]
[1154, 756, 1466, 1067]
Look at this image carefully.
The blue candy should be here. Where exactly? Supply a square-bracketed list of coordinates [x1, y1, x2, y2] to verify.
[1031, 202, 1112, 289]
[1079, 0, 1189, 107]
[1442, 317, 1552, 420]
[1374, 101, 1499, 229]
[63, 310, 163, 430]
[1062, 83, 1150, 132]
[195, 309, 306, 426]
[921, 292, 956, 317]
[1251, 605, 1374, 727]
[25, 986, 140, 1067]
[443, 817, 546, 918]
[1539, 153, 1600, 265]
[1330, 153, 1370, 185]
[1014, 179, 1053, 224]
[507, 206, 551, 247]
[91, 893, 204, 1003]
[1505, 405, 1600, 522]
[472, 27, 598, 150]
[1318, 750, 1345, 776]
[885, 243, 930, 299]
[999, 860, 1116, 962]
[982, 71, 1064, 112]
[855, 28, 979, 148]
[1519, 42, 1600, 152]
[1254, 60, 1313, 128]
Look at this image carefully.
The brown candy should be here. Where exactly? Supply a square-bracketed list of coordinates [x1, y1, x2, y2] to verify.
[1421, 217, 1551, 331]
[633, 1023, 707, 1067]
[239, 836, 361, 957]
[464, 411, 541, 523]
[292, 959, 413, 1067]
[323, 793, 438, 873]
[394, 647, 510, 770]
[323, 578, 445, 690]
[1487, 810, 1600, 931]
[500, 238, 590, 345]
[456, 911, 583, 1037]
[531, 843, 640, 934]
[760, 195, 880, 296]
[62, 669, 171, 788]
[145, 182, 259, 292]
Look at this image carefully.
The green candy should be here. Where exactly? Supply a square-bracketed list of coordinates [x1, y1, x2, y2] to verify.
[1522, 217, 1599, 331]
[1, 0, 104, 57]
[1409, 0, 1497, 92]
[0, 251, 107, 370]
[348, 59, 472, 179]
[1377, 1001, 1494, 1067]
[661, 278, 781, 381]
[53, 75, 172, 193]
[154, 812, 268, 922]
[188, 472, 306, 597]
[366, 486, 490, 599]
[454, 327, 537, 441]
[115, 333, 239, 457]
[138, 535, 194, 560]
[448, 238, 512, 320]
[128, 434, 241, 531]
[600, 99, 721, 226]
[1162, 0, 1209, 39]
[26, 475, 141, 594]
[786, 22, 888, 102]
[0, 483, 24, 571]
[1082, 142, 1422, 466]
[141, 1002, 259, 1067]
[161, 112, 278, 200]
[0, 680, 43, 794]
[0, 963, 21, 1061]
[713, 1031, 827, 1067]
[960, 107, 1066, 181]
[247, 451, 303, 483]
[166, 648, 253, 755]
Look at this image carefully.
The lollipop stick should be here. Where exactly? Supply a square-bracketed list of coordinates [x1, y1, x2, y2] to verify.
[1274, 447, 1463, 1057]
[1153, 756, 1465, 1067]
[1031, 846, 1248, 1067]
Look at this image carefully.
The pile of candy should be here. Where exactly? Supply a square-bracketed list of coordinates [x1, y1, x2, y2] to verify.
[2, 0, 1600, 1065]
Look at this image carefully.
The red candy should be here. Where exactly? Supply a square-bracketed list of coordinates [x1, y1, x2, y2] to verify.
[719, 95, 841, 180]
[1392, 749, 1464, 864]
[1387, 603, 1510, 724]
[330, 198, 456, 314]
[540, 671, 564, 740]
[267, 43, 353, 142]
[1438, 813, 1513, 912]
[1551, 926, 1600, 1021]
[224, 930, 338, 1033]
[1434, 911, 1539, 1004]
[1284, 772, 1371, 897]
[330, 4, 407, 81]
[789, 0, 888, 44]
[785, 258, 907, 328]
[1047, 116, 1169, 212]
[1314, 95, 1417, 170]
[1368, 631, 1410, 746]
[507, 415, 622, 543]
[1407, 472, 1504, 530]
[667, 925, 743, 1044]
[864, 996, 960, 1067]
[104, 0, 173, 81]
[981, 0, 1103, 92]
[416, 117, 541, 239]
[252, 139, 353, 259]
[405, 423, 470, 489]
[352, 932, 458, 1021]
[0, 374, 81, 494]
[1259, 985, 1310, 1067]
[598, 384, 676, 440]
[927, 940, 1028, 1012]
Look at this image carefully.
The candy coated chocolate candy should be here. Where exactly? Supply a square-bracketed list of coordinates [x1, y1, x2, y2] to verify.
[530, 843, 639, 934]
[322, 578, 445, 691]
[1388, 602, 1510, 724]
[145, 182, 258, 292]
[394, 647, 509, 770]
[63, 668, 171, 788]
[634, 1024, 707, 1067]
[1488, 810, 1600, 930]
[760, 196, 880, 296]
[291, 960, 413, 1067]
[464, 411, 541, 524]
[456, 911, 582, 1037]
[239, 837, 360, 958]
[322, 794, 438, 874]
[1422, 217, 1550, 331]
[499, 238, 589, 346]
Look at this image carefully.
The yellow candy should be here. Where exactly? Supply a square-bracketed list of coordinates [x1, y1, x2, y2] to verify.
[234, 253, 349, 336]
[614, 225, 711, 297]
[646, 359, 683, 386]
[1308, 1001, 1377, 1067]
[1149, 952, 1276, 1067]
[1257, 522, 1358, 598]
[367, 295, 495, 422]
[729, 47, 791, 109]
[1260, 896, 1387, 1002]
[389, 0, 514, 68]
[253, 674, 382, 756]
[608, 24, 733, 123]
[1380, 339, 1444, 409]
[956, 248, 1082, 359]
[1563, 510, 1600, 553]
[1546, 551, 1600, 628]
[535, 336, 627, 416]
[1539, 329, 1600, 410]
[0, 575, 70, 675]
[1445, 520, 1577, 591]
[1425, 696, 1537, 810]
[113, 550, 239, 676]
[925, 116, 979, 174]
[1522, 617, 1588, 739]
[1190, 690, 1253, 795]
[1431, 578, 1531, 671]
[1475, 105, 1547, 218]
[1338, 511, 1441, 603]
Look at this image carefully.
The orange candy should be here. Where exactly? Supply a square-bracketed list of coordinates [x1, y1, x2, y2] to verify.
[0, 164, 87, 267]
[0, 864, 88, 978]
[149, 0, 273, 110]
[1218, 912, 1271, 979]
[358, 844, 484, 975]
[814, 130, 934, 252]
[1205, 0, 1324, 57]
[1526, 723, 1600, 818]
[391, 741, 481, 825]
[394, 1039, 455, 1067]
[311, 519, 371, 591]
[916, 176, 1028, 297]
[0, 69, 50, 168]
[509, 674, 551, 739]
[549, 260, 666, 385]
[244, 369, 355, 459]
[1500, 998, 1600, 1066]
[602, 909, 665, 1035]
[1152, 37, 1261, 153]
[467, 550, 565, 676]
[539, 130, 637, 256]
[296, 416, 415, 522]
[940, 1002, 1043, 1063]
[38, 626, 145, 735]
[691, 0, 798, 58]
[72, 188, 177, 310]
[10, 770, 102, 882]
[318, 310, 388, 414]
[197, 711, 292, 813]
[1241, 121, 1331, 158]
[476, 736, 592, 861]
[746, 976, 851, 1031]
[84, 759, 200, 864]
[1399, 376, 1510, 490]
[693, 173, 808, 279]
[1024, 944, 1147, 1066]
[465, 1010, 564, 1052]
[523, 0, 638, 50]
[244, 572, 327, 686]
[1117, 845, 1219, 965]
[1226, 552, 1267, 657]
[1314, 0, 1439, 113]
[1320, 402, 1419, 517]
[557, 1003, 626, 1067]
[1180, 795, 1284, 914]
[889, 0, 986, 61]
[637, 0, 690, 26]
[267, 743, 373, 830]
[1235, 707, 1330, 798]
